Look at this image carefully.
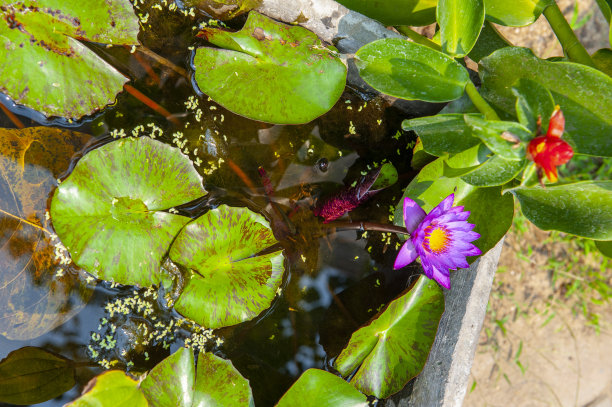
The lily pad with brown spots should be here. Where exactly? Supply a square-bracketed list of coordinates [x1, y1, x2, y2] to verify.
[50, 137, 207, 287]
[0, 0, 139, 120]
[193, 11, 347, 124]
[169, 205, 284, 329]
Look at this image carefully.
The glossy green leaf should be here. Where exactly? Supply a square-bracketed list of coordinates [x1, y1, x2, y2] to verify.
[170, 205, 284, 329]
[50, 137, 206, 286]
[140, 347, 195, 407]
[460, 156, 526, 186]
[335, 0, 438, 26]
[0, 127, 94, 340]
[193, 352, 254, 406]
[0, 347, 75, 405]
[467, 21, 511, 63]
[334, 275, 444, 398]
[68, 370, 147, 407]
[276, 369, 368, 407]
[595, 0, 611, 22]
[480, 47, 612, 157]
[402, 113, 482, 156]
[370, 162, 398, 190]
[355, 38, 470, 102]
[437, 0, 484, 57]
[484, 0, 552, 26]
[592, 48, 612, 77]
[595, 240, 612, 258]
[464, 115, 532, 160]
[394, 151, 514, 256]
[510, 181, 612, 240]
[193, 11, 346, 124]
[0, 0, 139, 119]
[512, 78, 555, 131]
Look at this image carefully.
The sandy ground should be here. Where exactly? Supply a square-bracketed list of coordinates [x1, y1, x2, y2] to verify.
[463, 2, 612, 406]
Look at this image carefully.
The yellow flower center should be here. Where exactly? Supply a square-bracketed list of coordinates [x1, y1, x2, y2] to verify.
[425, 226, 450, 253]
[535, 141, 546, 154]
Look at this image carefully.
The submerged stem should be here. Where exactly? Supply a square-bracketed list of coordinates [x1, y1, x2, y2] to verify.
[543, 2, 595, 68]
[0, 208, 51, 235]
[323, 221, 410, 236]
[137, 46, 190, 79]
[465, 82, 500, 121]
[0, 103, 25, 129]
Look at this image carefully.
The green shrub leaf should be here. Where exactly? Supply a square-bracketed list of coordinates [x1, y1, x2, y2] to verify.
[510, 181, 612, 240]
[355, 38, 470, 102]
[484, 0, 553, 26]
[464, 115, 532, 161]
[480, 47, 612, 157]
[437, 0, 485, 57]
[402, 113, 482, 156]
[335, 0, 438, 26]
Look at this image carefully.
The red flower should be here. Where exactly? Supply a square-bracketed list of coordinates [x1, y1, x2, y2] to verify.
[526, 106, 573, 183]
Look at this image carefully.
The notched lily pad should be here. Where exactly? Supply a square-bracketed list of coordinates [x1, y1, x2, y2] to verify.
[68, 370, 147, 407]
[333, 275, 445, 399]
[0, 0, 140, 119]
[0, 347, 75, 405]
[193, 11, 347, 124]
[0, 127, 94, 340]
[50, 137, 207, 286]
[170, 205, 284, 329]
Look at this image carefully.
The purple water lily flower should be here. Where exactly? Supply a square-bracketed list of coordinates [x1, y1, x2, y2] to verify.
[393, 194, 481, 289]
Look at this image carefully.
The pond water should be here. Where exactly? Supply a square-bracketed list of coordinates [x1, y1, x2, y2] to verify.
[0, 7, 426, 406]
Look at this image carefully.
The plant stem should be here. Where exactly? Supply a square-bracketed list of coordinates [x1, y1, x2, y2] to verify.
[137, 46, 190, 79]
[123, 84, 182, 126]
[543, 2, 596, 68]
[465, 82, 500, 120]
[0, 208, 51, 235]
[0, 103, 25, 129]
[323, 221, 410, 236]
[395, 26, 442, 51]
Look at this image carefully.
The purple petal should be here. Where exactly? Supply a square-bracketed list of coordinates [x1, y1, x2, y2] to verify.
[463, 231, 481, 242]
[429, 193, 455, 218]
[463, 244, 482, 256]
[420, 257, 435, 278]
[403, 197, 426, 234]
[394, 240, 419, 269]
[431, 266, 451, 289]
[445, 221, 475, 232]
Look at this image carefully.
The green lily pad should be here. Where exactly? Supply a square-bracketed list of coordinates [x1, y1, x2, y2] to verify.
[276, 369, 368, 407]
[355, 38, 470, 102]
[169, 205, 284, 329]
[437, 0, 484, 57]
[140, 347, 254, 406]
[464, 115, 532, 161]
[509, 181, 612, 240]
[50, 137, 206, 286]
[402, 113, 482, 156]
[394, 149, 514, 257]
[0, 0, 139, 119]
[68, 370, 147, 407]
[0, 347, 75, 405]
[480, 47, 612, 157]
[193, 351, 254, 406]
[334, 275, 445, 399]
[335, 0, 438, 26]
[484, 0, 552, 26]
[193, 11, 346, 124]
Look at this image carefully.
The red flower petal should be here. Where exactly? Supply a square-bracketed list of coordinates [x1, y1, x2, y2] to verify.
[546, 106, 565, 138]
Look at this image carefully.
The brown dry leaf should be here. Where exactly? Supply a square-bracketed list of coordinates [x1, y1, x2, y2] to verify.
[0, 127, 94, 340]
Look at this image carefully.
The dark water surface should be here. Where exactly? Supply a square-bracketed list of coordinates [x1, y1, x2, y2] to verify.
[0, 7, 423, 406]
